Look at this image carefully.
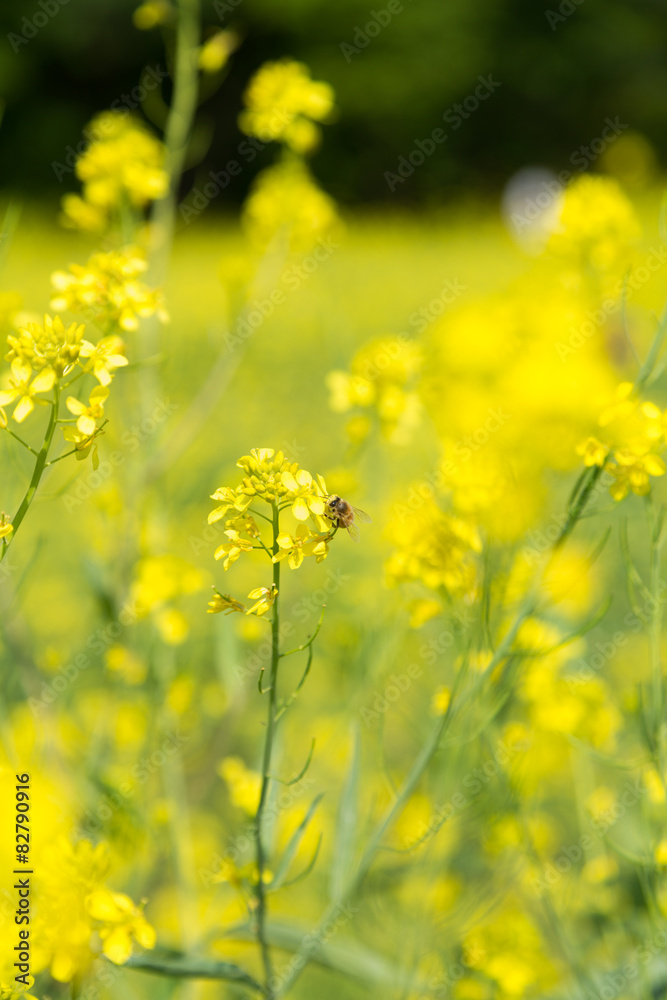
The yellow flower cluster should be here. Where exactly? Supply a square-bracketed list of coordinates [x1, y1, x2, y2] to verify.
[0, 316, 126, 450]
[218, 755, 262, 815]
[51, 246, 168, 333]
[546, 174, 640, 284]
[385, 498, 481, 603]
[462, 904, 558, 998]
[131, 554, 206, 643]
[61, 111, 168, 232]
[326, 336, 422, 445]
[578, 381, 667, 500]
[238, 60, 335, 154]
[242, 159, 340, 254]
[32, 838, 154, 981]
[208, 448, 336, 614]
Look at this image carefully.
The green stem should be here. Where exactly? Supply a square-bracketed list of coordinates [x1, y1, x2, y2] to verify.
[2, 427, 37, 455]
[254, 502, 281, 994]
[646, 497, 665, 764]
[1, 385, 60, 561]
[555, 464, 603, 550]
[274, 599, 532, 998]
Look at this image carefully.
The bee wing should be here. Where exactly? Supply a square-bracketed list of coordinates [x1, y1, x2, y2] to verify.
[352, 506, 372, 523]
[346, 520, 361, 543]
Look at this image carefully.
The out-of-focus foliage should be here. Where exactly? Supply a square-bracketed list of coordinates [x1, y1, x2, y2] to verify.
[2, 0, 667, 203]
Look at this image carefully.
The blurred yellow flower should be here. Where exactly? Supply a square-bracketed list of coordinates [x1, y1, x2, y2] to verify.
[199, 30, 238, 73]
[239, 60, 334, 153]
[218, 755, 262, 814]
[243, 160, 340, 253]
[51, 247, 167, 332]
[86, 888, 156, 964]
[61, 111, 168, 232]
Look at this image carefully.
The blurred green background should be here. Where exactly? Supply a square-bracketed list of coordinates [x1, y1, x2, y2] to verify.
[2, 0, 667, 206]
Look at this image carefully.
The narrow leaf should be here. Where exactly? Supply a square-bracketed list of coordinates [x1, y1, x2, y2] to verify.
[270, 793, 323, 891]
[330, 726, 361, 900]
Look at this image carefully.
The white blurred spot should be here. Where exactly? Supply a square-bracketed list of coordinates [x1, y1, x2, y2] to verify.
[501, 167, 565, 255]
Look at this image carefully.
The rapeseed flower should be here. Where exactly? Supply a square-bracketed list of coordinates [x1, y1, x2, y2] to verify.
[0, 359, 54, 422]
[51, 247, 167, 332]
[239, 60, 334, 153]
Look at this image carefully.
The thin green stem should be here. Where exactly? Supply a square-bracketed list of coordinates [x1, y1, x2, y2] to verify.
[1, 385, 60, 561]
[254, 502, 281, 994]
[646, 497, 665, 771]
[274, 599, 532, 998]
[2, 427, 37, 455]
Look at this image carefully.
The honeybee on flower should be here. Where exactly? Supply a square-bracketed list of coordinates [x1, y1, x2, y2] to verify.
[323, 494, 372, 542]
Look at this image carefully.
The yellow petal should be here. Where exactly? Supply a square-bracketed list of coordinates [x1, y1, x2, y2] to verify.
[281, 470, 299, 491]
[292, 497, 309, 520]
[66, 396, 86, 415]
[102, 927, 133, 965]
[51, 949, 77, 982]
[13, 396, 34, 423]
[77, 414, 97, 437]
[31, 368, 56, 393]
[134, 918, 157, 949]
[644, 454, 666, 477]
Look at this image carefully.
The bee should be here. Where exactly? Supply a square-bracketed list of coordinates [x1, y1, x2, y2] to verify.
[323, 494, 372, 543]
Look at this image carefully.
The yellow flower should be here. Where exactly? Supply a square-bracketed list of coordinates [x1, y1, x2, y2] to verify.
[386, 498, 482, 599]
[246, 584, 278, 616]
[327, 337, 422, 444]
[0, 514, 13, 541]
[79, 335, 128, 386]
[209, 486, 254, 523]
[656, 841, 667, 866]
[239, 60, 334, 153]
[577, 383, 667, 501]
[198, 30, 238, 73]
[242, 160, 340, 253]
[576, 436, 608, 467]
[207, 591, 246, 615]
[218, 756, 262, 814]
[66, 385, 108, 436]
[132, 0, 173, 29]
[273, 526, 330, 568]
[62, 424, 100, 465]
[62, 111, 168, 232]
[51, 247, 167, 333]
[280, 468, 327, 520]
[545, 174, 640, 279]
[0, 358, 55, 423]
[214, 529, 255, 570]
[6, 314, 85, 378]
[236, 447, 298, 504]
[431, 686, 451, 715]
[86, 889, 156, 965]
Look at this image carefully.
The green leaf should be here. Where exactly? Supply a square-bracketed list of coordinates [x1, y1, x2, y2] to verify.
[270, 793, 323, 891]
[121, 952, 266, 993]
[330, 726, 361, 901]
[225, 920, 424, 990]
